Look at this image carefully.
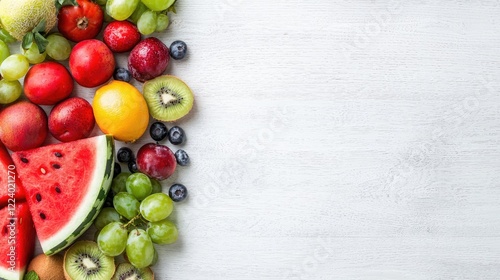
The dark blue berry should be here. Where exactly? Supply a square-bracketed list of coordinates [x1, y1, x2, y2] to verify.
[169, 183, 188, 202]
[128, 160, 139, 173]
[168, 126, 185, 145]
[150, 122, 168, 142]
[113, 68, 132, 82]
[175, 149, 190, 166]
[169, 40, 187, 60]
[117, 147, 134, 163]
[113, 162, 121, 178]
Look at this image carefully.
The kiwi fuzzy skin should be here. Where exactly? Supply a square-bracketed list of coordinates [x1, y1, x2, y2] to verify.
[26, 253, 65, 280]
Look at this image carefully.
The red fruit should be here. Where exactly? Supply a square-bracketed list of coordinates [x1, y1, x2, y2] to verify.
[0, 142, 26, 205]
[57, 0, 104, 42]
[103, 21, 141, 53]
[23, 61, 74, 105]
[69, 39, 115, 88]
[128, 37, 169, 82]
[49, 97, 95, 142]
[0, 101, 48, 152]
[136, 143, 176, 181]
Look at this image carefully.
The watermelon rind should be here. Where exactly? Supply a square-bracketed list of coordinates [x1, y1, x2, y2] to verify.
[40, 135, 114, 255]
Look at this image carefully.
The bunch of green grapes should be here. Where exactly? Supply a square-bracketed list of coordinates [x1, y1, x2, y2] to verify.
[102, 0, 175, 35]
[94, 172, 179, 269]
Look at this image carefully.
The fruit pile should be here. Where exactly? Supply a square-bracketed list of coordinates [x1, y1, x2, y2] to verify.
[0, 0, 194, 279]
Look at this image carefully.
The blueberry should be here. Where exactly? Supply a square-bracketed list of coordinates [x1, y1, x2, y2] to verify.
[150, 122, 168, 142]
[117, 147, 134, 163]
[168, 126, 185, 145]
[113, 67, 132, 82]
[128, 160, 139, 173]
[113, 162, 121, 178]
[169, 183, 188, 202]
[169, 40, 188, 60]
[175, 149, 190, 166]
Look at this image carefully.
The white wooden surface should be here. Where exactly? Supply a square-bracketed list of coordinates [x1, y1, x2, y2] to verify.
[31, 1, 500, 279]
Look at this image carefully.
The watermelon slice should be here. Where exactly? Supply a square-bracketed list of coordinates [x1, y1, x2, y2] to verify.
[0, 142, 35, 280]
[12, 135, 114, 255]
[0, 142, 26, 207]
[0, 202, 35, 280]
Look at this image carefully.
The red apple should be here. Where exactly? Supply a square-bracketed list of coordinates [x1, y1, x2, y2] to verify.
[128, 37, 169, 82]
[0, 101, 48, 151]
[137, 143, 176, 181]
[69, 39, 115, 87]
[23, 61, 74, 105]
[49, 97, 95, 142]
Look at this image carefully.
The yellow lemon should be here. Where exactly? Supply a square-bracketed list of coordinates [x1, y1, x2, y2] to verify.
[93, 81, 149, 142]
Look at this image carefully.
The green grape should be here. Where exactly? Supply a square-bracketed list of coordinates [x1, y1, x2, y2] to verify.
[137, 10, 157, 35]
[0, 54, 29, 81]
[20, 43, 46, 64]
[147, 219, 178, 244]
[141, 0, 175, 11]
[94, 207, 121, 230]
[155, 13, 169, 32]
[140, 193, 173, 222]
[113, 192, 140, 220]
[106, 0, 140, 21]
[0, 40, 10, 64]
[126, 229, 154, 268]
[128, 1, 148, 23]
[150, 178, 162, 194]
[46, 34, 71, 61]
[112, 172, 131, 195]
[0, 80, 22, 105]
[126, 173, 152, 201]
[96, 0, 107, 5]
[97, 222, 128, 256]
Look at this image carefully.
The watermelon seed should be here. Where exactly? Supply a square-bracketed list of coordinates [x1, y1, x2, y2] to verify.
[55, 186, 62, 193]
[40, 168, 46, 174]
[40, 213, 46, 220]
[55, 152, 62, 157]
[52, 163, 61, 169]
[20, 157, 28, 163]
[36, 193, 41, 202]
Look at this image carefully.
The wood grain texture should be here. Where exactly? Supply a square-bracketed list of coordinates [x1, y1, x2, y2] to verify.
[28, 0, 500, 279]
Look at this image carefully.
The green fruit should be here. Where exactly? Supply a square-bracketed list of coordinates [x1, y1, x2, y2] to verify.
[113, 192, 140, 220]
[141, 0, 175, 11]
[125, 172, 152, 201]
[63, 241, 115, 280]
[147, 219, 178, 244]
[143, 75, 195, 122]
[94, 207, 121, 230]
[0, 80, 22, 104]
[0, 0, 57, 41]
[106, 0, 140, 21]
[97, 222, 128, 256]
[126, 229, 154, 269]
[112, 262, 154, 280]
[140, 193, 173, 222]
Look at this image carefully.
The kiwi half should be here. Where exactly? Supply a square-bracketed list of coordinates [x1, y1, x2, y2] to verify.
[112, 262, 154, 280]
[143, 75, 194, 122]
[63, 241, 115, 280]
